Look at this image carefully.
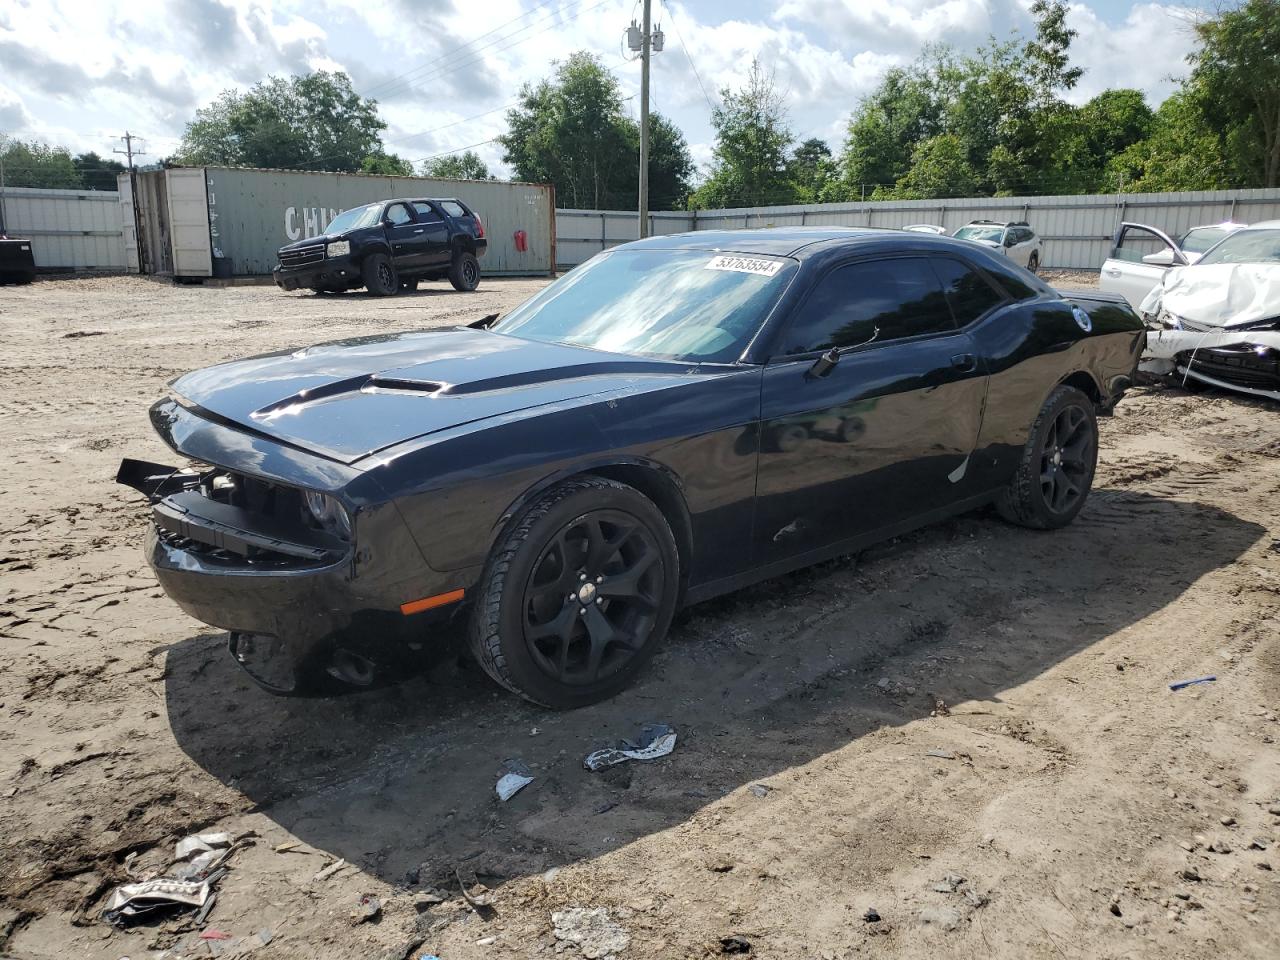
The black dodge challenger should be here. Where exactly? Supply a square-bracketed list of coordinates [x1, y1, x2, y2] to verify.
[119, 228, 1144, 707]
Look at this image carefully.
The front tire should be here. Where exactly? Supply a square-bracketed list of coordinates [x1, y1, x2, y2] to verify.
[449, 251, 481, 292]
[362, 253, 398, 296]
[996, 385, 1097, 529]
[469, 477, 680, 708]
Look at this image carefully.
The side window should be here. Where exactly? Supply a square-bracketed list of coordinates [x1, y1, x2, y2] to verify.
[1112, 224, 1173, 263]
[440, 201, 468, 218]
[780, 258, 955, 356]
[979, 255, 1044, 301]
[930, 258, 1007, 326]
[385, 203, 413, 226]
[412, 201, 442, 222]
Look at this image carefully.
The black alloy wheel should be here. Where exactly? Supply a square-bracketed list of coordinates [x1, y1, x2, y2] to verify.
[469, 476, 679, 708]
[1039, 403, 1094, 516]
[996, 385, 1097, 529]
[522, 510, 662, 687]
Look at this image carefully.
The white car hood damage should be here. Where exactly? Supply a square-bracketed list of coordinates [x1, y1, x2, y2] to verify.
[1139, 263, 1280, 401]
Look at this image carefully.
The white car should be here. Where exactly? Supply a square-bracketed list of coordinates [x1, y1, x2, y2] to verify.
[1099, 221, 1245, 308]
[1137, 220, 1280, 402]
[952, 220, 1042, 272]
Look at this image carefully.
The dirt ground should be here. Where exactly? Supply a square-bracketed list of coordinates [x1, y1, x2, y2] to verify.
[2, 274, 1278, 960]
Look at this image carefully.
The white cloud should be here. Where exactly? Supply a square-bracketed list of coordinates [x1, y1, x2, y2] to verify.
[1064, 2, 1201, 104]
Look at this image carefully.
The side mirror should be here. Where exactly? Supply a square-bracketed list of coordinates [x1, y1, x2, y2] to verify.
[807, 347, 840, 379]
[1142, 248, 1176, 266]
[1003, 235, 1017, 248]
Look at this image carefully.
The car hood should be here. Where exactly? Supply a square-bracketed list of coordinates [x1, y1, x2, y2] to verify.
[169, 328, 704, 464]
[1139, 263, 1280, 328]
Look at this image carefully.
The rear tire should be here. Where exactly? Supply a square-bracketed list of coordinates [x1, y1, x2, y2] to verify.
[469, 476, 680, 708]
[362, 253, 398, 296]
[996, 385, 1097, 530]
[1027, 252, 1040, 273]
[449, 251, 481, 292]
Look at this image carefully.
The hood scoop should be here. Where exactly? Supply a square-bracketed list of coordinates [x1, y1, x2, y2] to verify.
[250, 374, 445, 421]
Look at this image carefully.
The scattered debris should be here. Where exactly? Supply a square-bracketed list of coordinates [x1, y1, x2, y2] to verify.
[101, 831, 247, 926]
[176, 832, 233, 860]
[199, 929, 232, 940]
[1220, 815, 1236, 826]
[274, 841, 303, 854]
[314, 858, 349, 882]
[718, 934, 752, 954]
[551, 907, 630, 959]
[964, 887, 989, 908]
[931, 874, 965, 893]
[583, 723, 676, 772]
[593, 800, 619, 815]
[101, 878, 212, 927]
[1249, 837, 1270, 851]
[1170, 675, 1217, 691]
[63, 330, 106, 338]
[353, 894, 382, 925]
[862, 908, 881, 923]
[930, 694, 951, 717]
[496, 760, 534, 802]
[456, 867, 495, 912]
[476, 936, 497, 946]
[926, 749, 955, 760]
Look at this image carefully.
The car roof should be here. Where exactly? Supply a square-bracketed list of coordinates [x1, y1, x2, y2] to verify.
[625, 227, 1000, 260]
[962, 219, 1030, 227]
[1244, 219, 1280, 229]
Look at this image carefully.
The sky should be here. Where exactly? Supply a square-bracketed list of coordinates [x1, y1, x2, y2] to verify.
[0, 0, 1215, 182]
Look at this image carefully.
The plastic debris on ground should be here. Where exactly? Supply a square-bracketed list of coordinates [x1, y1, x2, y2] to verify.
[1170, 675, 1217, 691]
[583, 723, 677, 772]
[101, 831, 248, 927]
[353, 894, 383, 925]
[495, 759, 535, 801]
[314, 857, 349, 881]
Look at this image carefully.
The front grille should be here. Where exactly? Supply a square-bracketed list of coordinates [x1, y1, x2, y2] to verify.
[1186, 345, 1280, 390]
[279, 243, 325, 268]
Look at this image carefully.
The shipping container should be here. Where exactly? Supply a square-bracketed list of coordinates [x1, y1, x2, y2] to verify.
[121, 165, 556, 279]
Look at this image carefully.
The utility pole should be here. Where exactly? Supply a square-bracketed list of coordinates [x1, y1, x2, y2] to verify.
[115, 131, 148, 274]
[628, 6, 664, 239]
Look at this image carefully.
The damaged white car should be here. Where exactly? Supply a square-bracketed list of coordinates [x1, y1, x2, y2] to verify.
[1138, 221, 1280, 402]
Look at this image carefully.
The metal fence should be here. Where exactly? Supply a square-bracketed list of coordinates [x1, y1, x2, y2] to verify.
[0, 186, 127, 270]
[557, 187, 1280, 270]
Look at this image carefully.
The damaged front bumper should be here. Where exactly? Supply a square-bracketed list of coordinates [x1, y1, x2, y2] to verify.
[116, 408, 468, 695]
[1141, 328, 1280, 401]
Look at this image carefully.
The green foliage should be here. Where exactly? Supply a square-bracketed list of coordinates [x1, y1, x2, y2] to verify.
[1187, 0, 1280, 186]
[788, 138, 837, 202]
[1108, 90, 1237, 191]
[886, 134, 979, 199]
[359, 152, 414, 176]
[422, 150, 492, 181]
[73, 151, 126, 191]
[175, 71, 386, 172]
[0, 140, 82, 189]
[498, 52, 692, 209]
[1023, 0, 1083, 106]
[690, 59, 797, 208]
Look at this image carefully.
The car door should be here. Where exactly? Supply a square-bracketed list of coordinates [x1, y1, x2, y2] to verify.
[383, 202, 427, 272]
[1010, 227, 1035, 267]
[412, 201, 451, 268]
[753, 256, 989, 565]
[1099, 223, 1187, 309]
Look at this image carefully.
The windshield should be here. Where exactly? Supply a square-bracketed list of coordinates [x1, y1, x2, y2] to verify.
[324, 204, 382, 234]
[954, 225, 1003, 243]
[492, 249, 797, 362]
[1197, 228, 1280, 265]
[1178, 225, 1238, 255]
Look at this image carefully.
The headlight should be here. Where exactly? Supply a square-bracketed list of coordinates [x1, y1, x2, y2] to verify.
[327, 240, 351, 258]
[303, 490, 352, 540]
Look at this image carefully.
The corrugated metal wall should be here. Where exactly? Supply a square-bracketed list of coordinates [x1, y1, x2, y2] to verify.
[557, 188, 1280, 269]
[0, 187, 126, 270]
[198, 166, 555, 276]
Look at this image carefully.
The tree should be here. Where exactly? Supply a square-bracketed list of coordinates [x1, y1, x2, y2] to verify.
[1188, 0, 1280, 186]
[73, 151, 126, 191]
[1023, 0, 1083, 107]
[176, 71, 387, 172]
[788, 138, 837, 201]
[691, 59, 796, 208]
[1108, 90, 1237, 191]
[0, 140, 81, 189]
[423, 150, 492, 180]
[359, 152, 414, 176]
[498, 52, 692, 209]
[888, 134, 978, 198]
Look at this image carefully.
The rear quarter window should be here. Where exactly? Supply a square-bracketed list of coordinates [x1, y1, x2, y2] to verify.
[441, 201, 469, 218]
[976, 254, 1048, 301]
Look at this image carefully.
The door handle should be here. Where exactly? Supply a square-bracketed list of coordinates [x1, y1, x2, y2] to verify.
[1104, 268, 1121, 277]
[413, 229, 424, 234]
[950, 353, 977, 373]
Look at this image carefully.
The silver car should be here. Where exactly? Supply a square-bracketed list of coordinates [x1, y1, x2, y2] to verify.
[952, 220, 1042, 272]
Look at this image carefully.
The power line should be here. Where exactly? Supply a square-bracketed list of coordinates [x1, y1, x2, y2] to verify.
[660, 0, 714, 112]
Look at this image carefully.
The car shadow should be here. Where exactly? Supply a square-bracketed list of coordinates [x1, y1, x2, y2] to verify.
[165, 490, 1264, 891]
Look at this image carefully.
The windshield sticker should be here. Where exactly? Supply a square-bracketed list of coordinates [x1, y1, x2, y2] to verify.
[705, 254, 785, 277]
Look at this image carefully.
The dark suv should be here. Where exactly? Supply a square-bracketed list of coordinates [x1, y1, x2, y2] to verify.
[274, 197, 487, 295]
